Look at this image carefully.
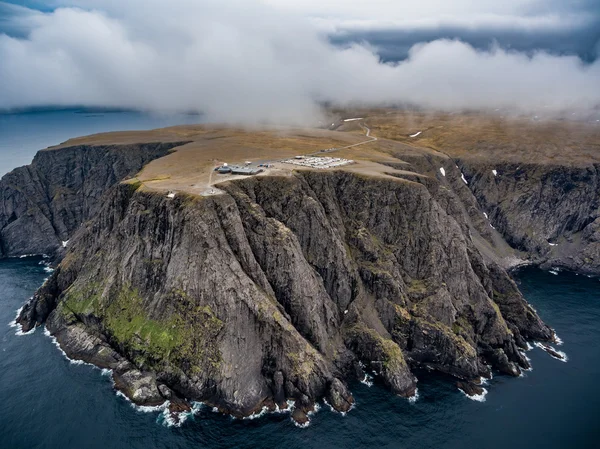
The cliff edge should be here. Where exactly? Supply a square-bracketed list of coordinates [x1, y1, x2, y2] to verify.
[7, 119, 584, 424]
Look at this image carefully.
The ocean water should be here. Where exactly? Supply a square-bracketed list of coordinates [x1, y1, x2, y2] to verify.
[0, 109, 202, 176]
[1, 261, 599, 449]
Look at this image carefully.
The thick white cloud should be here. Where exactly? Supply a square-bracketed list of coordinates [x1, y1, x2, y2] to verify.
[267, 0, 593, 33]
[0, 0, 598, 124]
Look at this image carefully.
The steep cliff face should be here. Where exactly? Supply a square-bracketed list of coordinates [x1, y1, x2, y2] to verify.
[18, 168, 554, 421]
[458, 160, 600, 273]
[0, 142, 187, 258]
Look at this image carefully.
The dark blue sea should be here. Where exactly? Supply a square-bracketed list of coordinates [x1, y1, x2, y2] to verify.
[1, 111, 599, 448]
[0, 109, 201, 176]
[2, 263, 599, 448]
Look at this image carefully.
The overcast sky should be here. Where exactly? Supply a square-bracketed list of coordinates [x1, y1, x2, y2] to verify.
[0, 0, 598, 124]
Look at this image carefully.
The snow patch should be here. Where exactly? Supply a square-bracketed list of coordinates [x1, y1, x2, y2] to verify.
[410, 131, 422, 138]
[167, 192, 175, 199]
[62, 240, 69, 248]
[343, 118, 363, 122]
[548, 242, 558, 246]
[492, 169, 498, 176]
[461, 173, 468, 184]
[483, 212, 488, 219]
[439, 167, 446, 177]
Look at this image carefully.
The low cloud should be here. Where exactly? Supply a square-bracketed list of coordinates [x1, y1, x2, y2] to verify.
[0, 0, 598, 124]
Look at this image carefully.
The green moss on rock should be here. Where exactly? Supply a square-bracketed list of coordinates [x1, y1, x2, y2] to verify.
[60, 282, 224, 373]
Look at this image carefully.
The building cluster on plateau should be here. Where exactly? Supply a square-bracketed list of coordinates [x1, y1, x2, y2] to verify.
[282, 156, 354, 169]
[215, 163, 264, 175]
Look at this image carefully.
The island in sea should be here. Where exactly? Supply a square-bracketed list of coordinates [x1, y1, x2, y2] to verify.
[4, 109, 597, 426]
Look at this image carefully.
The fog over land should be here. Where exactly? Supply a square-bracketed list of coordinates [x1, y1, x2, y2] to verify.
[0, 0, 599, 124]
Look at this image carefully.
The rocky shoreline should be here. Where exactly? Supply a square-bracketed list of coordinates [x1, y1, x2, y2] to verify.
[5, 135, 589, 425]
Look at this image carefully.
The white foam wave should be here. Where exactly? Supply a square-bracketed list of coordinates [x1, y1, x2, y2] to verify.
[18, 254, 39, 259]
[292, 419, 310, 429]
[322, 398, 354, 417]
[408, 388, 419, 404]
[159, 408, 189, 427]
[116, 390, 168, 413]
[15, 327, 36, 336]
[308, 403, 320, 416]
[43, 266, 55, 273]
[159, 403, 204, 428]
[11, 306, 37, 336]
[288, 403, 320, 428]
[273, 399, 295, 414]
[459, 387, 488, 402]
[549, 269, 559, 275]
[525, 341, 534, 351]
[150, 400, 206, 427]
[243, 406, 269, 420]
[534, 342, 568, 362]
[553, 333, 564, 346]
[8, 306, 23, 329]
[360, 373, 373, 387]
[43, 326, 94, 366]
[519, 352, 533, 372]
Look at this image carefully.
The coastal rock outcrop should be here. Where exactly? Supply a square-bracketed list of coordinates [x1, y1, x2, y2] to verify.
[18, 167, 554, 419]
[0, 142, 186, 258]
[458, 160, 600, 273]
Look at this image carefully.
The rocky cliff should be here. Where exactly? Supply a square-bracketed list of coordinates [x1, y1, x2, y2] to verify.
[0, 142, 186, 258]
[458, 160, 600, 273]
[17, 165, 555, 422]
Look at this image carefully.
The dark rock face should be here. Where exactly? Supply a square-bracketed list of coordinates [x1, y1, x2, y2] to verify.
[459, 160, 600, 273]
[17, 168, 554, 419]
[457, 381, 484, 397]
[0, 142, 186, 258]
